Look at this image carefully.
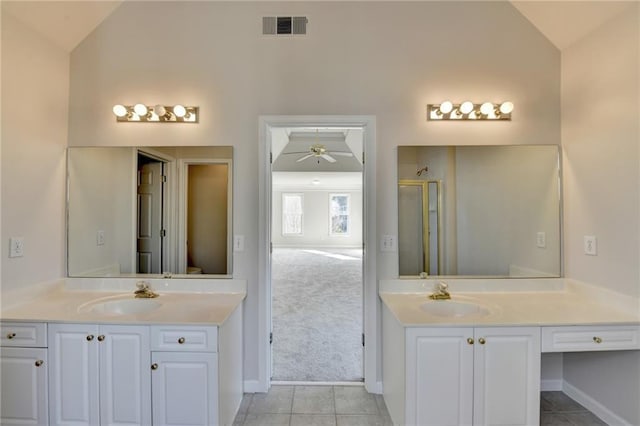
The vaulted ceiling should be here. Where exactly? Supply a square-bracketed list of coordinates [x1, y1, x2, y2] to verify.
[1, 1, 635, 53]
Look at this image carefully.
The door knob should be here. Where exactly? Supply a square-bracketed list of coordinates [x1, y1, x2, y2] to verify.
[178, 337, 186, 344]
[467, 338, 474, 345]
[86, 335, 94, 341]
[478, 338, 486, 345]
[35, 360, 44, 367]
[151, 363, 158, 370]
[6, 333, 16, 339]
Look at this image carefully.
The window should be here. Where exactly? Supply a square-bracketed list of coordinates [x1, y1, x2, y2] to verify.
[329, 194, 350, 236]
[282, 193, 303, 235]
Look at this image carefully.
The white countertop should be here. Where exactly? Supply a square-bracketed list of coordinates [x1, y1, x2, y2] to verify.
[0, 278, 246, 326]
[380, 278, 640, 327]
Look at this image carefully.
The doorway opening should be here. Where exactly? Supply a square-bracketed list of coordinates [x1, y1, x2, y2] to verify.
[270, 126, 364, 383]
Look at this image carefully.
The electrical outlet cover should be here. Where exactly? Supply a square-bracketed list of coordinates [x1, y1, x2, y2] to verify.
[9, 237, 24, 258]
[584, 235, 597, 256]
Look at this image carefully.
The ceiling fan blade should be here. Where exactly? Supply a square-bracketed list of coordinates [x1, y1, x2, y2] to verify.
[283, 151, 311, 155]
[321, 154, 337, 163]
[328, 151, 354, 157]
[296, 154, 314, 162]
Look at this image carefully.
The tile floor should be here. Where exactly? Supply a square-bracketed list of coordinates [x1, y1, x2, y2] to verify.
[233, 385, 392, 426]
[234, 387, 607, 426]
[541, 391, 608, 425]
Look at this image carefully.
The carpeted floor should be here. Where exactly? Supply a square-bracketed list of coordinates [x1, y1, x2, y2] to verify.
[272, 248, 363, 382]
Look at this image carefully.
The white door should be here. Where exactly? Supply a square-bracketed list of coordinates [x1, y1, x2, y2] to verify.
[0, 347, 48, 426]
[406, 327, 474, 426]
[151, 351, 218, 426]
[138, 161, 164, 273]
[99, 325, 151, 426]
[48, 323, 100, 426]
[473, 327, 541, 426]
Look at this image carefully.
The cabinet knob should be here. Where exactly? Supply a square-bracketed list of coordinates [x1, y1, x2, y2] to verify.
[6, 333, 16, 339]
[97, 335, 105, 342]
[86, 335, 94, 341]
[151, 363, 158, 370]
[593, 336, 602, 344]
[178, 337, 186, 344]
[467, 338, 474, 345]
[35, 360, 44, 367]
[478, 338, 486, 345]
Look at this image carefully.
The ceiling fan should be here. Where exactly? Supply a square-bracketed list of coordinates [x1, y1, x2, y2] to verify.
[285, 143, 354, 163]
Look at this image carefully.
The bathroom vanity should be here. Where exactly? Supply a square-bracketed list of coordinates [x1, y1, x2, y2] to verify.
[0, 279, 246, 426]
[380, 279, 640, 426]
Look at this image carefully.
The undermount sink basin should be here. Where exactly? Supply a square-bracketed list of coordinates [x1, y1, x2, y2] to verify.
[78, 296, 161, 316]
[420, 299, 491, 318]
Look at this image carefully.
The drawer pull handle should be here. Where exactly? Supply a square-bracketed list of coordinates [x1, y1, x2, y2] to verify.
[593, 336, 603, 344]
[97, 335, 105, 342]
[178, 337, 186, 344]
[467, 338, 474, 345]
[478, 338, 486, 345]
[6, 333, 16, 339]
[35, 360, 44, 367]
[86, 335, 94, 341]
[151, 363, 158, 370]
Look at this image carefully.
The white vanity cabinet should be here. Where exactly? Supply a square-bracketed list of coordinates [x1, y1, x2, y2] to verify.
[150, 305, 244, 426]
[48, 323, 151, 426]
[0, 322, 48, 426]
[383, 310, 540, 426]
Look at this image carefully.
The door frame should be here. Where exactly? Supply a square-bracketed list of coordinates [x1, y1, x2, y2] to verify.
[258, 115, 377, 393]
[177, 158, 233, 275]
[134, 148, 176, 274]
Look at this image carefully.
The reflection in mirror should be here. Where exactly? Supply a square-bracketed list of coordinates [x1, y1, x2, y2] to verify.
[68, 146, 233, 278]
[398, 145, 561, 278]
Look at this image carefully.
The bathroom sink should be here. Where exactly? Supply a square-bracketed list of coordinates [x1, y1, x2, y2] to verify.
[420, 300, 491, 318]
[78, 296, 161, 316]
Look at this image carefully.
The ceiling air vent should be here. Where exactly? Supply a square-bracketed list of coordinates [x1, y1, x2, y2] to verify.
[263, 16, 308, 35]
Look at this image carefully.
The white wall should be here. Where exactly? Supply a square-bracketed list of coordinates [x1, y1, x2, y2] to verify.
[67, 1, 560, 384]
[1, 11, 68, 293]
[272, 189, 363, 248]
[561, 5, 640, 424]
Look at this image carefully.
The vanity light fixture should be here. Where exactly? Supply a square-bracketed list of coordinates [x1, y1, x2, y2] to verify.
[427, 101, 513, 121]
[112, 104, 199, 123]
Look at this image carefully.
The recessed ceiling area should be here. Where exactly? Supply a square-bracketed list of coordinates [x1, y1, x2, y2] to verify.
[271, 127, 364, 173]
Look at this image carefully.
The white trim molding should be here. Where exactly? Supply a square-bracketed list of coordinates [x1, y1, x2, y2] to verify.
[563, 381, 632, 426]
[258, 115, 377, 393]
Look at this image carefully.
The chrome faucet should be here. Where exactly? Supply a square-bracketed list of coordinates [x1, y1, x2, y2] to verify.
[429, 281, 451, 300]
[134, 281, 159, 299]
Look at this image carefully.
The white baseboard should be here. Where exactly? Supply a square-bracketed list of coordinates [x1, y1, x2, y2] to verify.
[243, 380, 267, 394]
[541, 379, 563, 391]
[563, 381, 632, 426]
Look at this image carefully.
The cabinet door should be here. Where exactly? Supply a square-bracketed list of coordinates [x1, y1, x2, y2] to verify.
[99, 325, 151, 426]
[473, 327, 540, 426]
[48, 323, 100, 426]
[151, 352, 219, 426]
[406, 327, 474, 426]
[0, 347, 48, 426]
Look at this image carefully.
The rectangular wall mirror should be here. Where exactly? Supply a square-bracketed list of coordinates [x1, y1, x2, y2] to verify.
[398, 145, 561, 278]
[67, 146, 233, 278]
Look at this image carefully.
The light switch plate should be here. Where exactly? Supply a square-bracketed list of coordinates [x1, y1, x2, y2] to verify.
[97, 230, 105, 246]
[584, 235, 597, 256]
[234, 235, 245, 252]
[381, 235, 396, 252]
[536, 232, 546, 248]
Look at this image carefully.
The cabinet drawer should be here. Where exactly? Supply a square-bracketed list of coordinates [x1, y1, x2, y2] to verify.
[151, 326, 217, 352]
[542, 325, 640, 352]
[0, 322, 47, 347]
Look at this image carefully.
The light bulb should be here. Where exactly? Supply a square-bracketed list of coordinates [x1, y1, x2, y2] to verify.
[133, 103, 148, 116]
[112, 104, 128, 117]
[439, 101, 453, 114]
[480, 102, 494, 116]
[173, 104, 186, 118]
[499, 101, 514, 114]
[312, 179, 320, 185]
[460, 101, 474, 115]
[153, 105, 167, 117]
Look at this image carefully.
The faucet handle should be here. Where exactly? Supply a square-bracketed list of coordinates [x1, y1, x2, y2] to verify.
[438, 281, 449, 292]
[136, 281, 149, 290]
